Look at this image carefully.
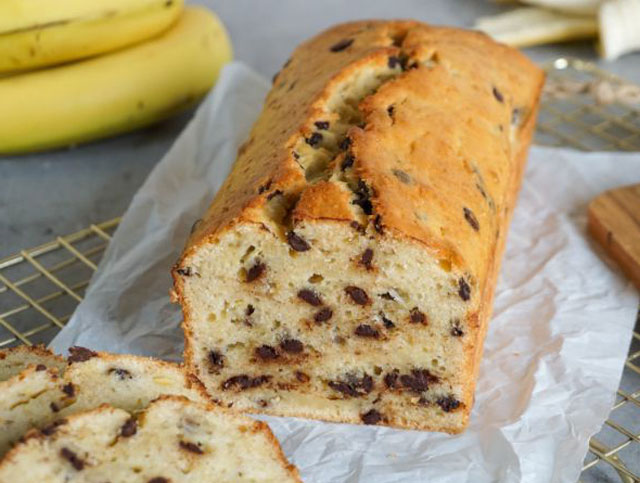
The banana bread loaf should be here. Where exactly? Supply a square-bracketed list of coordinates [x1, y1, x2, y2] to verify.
[172, 20, 544, 433]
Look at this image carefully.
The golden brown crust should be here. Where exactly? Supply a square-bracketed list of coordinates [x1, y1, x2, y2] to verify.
[176, 19, 542, 280]
[175, 20, 544, 432]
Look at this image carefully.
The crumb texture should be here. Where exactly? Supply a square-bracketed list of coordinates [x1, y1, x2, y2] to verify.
[175, 20, 544, 433]
[0, 347, 205, 457]
[0, 396, 300, 482]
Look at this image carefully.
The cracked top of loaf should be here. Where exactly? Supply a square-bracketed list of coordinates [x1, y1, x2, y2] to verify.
[179, 20, 544, 308]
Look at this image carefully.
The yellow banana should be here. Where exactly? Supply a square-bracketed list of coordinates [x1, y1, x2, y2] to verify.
[0, 0, 184, 74]
[0, 6, 232, 154]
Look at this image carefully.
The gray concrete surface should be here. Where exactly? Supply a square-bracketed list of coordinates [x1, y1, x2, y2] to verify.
[2, 0, 639, 257]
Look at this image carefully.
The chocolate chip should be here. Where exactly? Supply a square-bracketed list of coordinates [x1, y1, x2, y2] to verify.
[245, 261, 266, 282]
[387, 105, 395, 118]
[176, 267, 193, 277]
[381, 313, 395, 329]
[330, 38, 354, 52]
[350, 221, 365, 233]
[148, 478, 169, 483]
[108, 367, 133, 380]
[208, 350, 224, 372]
[339, 137, 351, 150]
[266, 189, 283, 201]
[245, 304, 255, 316]
[179, 441, 204, 454]
[62, 383, 75, 397]
[458, 278, 471, 301]
[410, 308, 427, 324]
[255, 345, 279, 360]
[361, 409, 383, 425]
[400, 369, 438, 394]
[314, 121, 330, 130]
[384, 370, 399, 388]
[287, 231, 311, 252]
[388, 56, 402, 68]
[36, 364, 46, 371]
[293, 151, 300, 160]
[341, 154, 354, 170]
[328, 374, 373, 398]
[354, 324, 379, 338]
[437, 395, 461, 412]
[360, 248, 374, 269]
[463, 207, 479, 231]
[280, 339, 304, 354]
[345, 286, 369, 305]
[451, 320, 464, 337]
[295, 371, 310, 382]
[50, 402, 59, 412]
[222, 375, 270, 391]
[41, 419, 66, 436]
[258, 181, 272, 194]
[60, 447, 85, 470]
[258, 399, 268, 407]
[68, 346, 97, 363]
[120, 417, 137, 437]
[352, 180, 373, 215]
[492, 86, 504, 103]
[379, 292, 395, 301]
[392, 169, 411, 184]
[373, 215, 384, 234]
[297, 289, 322, 306]
[314, 307, 333, 322]
[306, 132, 323, 147]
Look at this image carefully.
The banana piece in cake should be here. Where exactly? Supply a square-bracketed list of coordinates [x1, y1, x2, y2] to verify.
[0, 396, 300, 482]
[173, 20, 544, 433]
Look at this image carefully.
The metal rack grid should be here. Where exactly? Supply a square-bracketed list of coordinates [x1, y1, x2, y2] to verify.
[0, 59, 639, 481]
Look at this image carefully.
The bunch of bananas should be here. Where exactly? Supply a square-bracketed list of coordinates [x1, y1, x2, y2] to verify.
[0, 1, 232, 154]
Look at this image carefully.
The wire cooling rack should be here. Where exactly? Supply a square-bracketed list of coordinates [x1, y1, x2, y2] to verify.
[0, 59, 639, 482]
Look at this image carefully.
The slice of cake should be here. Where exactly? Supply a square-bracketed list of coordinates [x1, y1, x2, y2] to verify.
[0, 346, 206, 456]
[0, 365, 72, 455]
[0, 396, 300, 482]
[0, 345, 65, 381]
[173, 20, 544, 432]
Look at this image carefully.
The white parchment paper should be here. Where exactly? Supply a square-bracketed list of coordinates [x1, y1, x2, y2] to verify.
[51, 63, 640, 482]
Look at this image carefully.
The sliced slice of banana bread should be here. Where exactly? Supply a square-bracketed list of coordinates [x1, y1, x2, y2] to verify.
[0, 346, 206, 456]
[173, 20, 544, 433]
[0, 396, 300, 482]
[0, 365, 73, 455]
[0, 345, 65, 381]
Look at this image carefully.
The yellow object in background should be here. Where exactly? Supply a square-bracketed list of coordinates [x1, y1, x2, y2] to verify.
[0, 0, 184, 74]
[0, 6, 232, 154]
[474, 7, 598, 47]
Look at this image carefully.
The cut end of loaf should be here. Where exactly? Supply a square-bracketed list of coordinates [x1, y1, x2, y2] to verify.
[178, 221, 477, 432]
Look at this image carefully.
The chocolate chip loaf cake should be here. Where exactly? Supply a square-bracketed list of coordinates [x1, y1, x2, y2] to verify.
[0, 396, 300, 482]
[173, 20, 544, 433]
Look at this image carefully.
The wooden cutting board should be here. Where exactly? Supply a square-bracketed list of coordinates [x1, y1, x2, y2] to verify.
[588, 183, 640, 290]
